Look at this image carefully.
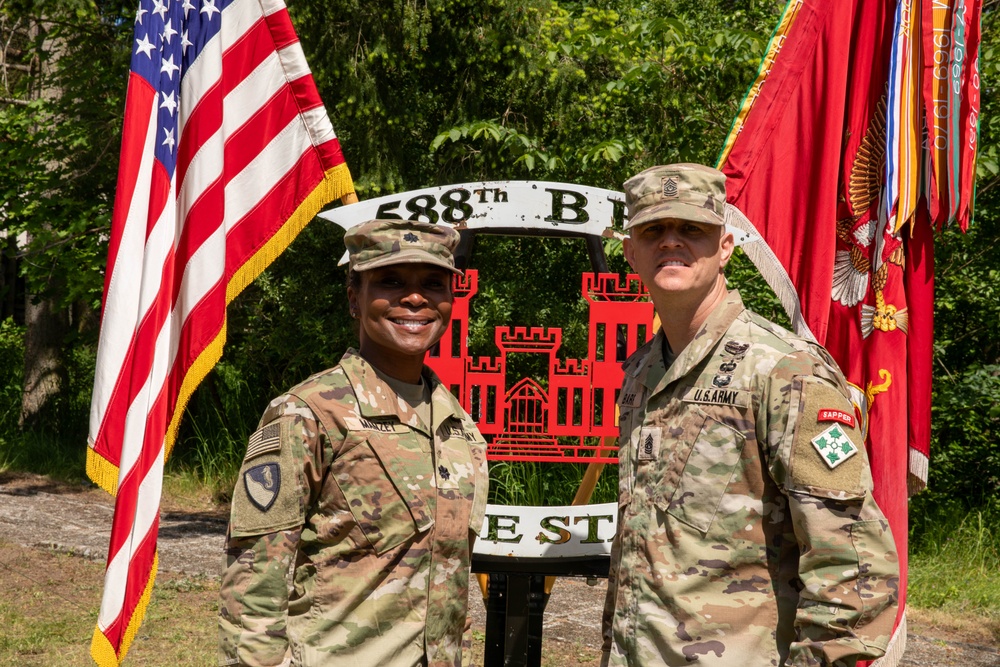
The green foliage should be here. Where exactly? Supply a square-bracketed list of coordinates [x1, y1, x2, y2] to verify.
[0, 316, 92, 479]
[916, 365, 1000, 507]
[289, 0, 547, 195]
[909, 498, 1000, 617]
[431, 0, 778, 187]
[489, 461, 618, 505]
[0, 1, 132, 310]
[0, 318, 25, 436]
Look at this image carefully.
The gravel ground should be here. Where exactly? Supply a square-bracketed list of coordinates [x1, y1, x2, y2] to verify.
[1, 471, 997, 666]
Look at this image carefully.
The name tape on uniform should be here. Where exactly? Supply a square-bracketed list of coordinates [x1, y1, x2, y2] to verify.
[344, 416, 410, 433]
[682, 387, 749, 408]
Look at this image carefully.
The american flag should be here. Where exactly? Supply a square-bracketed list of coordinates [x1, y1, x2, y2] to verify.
[86, 0, 353, 663]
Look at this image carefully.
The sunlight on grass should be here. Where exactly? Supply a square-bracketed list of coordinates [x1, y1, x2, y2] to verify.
[908, 499, 1000, 641]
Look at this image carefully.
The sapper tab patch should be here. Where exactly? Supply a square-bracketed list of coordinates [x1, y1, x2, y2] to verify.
[244, 463, 281, 512]
[817, 408, 857, 429]
[810, 424, 859, 469]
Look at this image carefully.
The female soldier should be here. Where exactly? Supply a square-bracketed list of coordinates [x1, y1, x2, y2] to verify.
[219, 219, 488, 667]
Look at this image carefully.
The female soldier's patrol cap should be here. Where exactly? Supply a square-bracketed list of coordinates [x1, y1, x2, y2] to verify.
[623, 163, 727, 231]
[344, 219, 462, 274]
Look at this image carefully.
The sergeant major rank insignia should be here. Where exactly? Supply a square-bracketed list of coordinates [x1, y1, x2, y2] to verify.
[663, 177, 678, 198]
[245, 463, 280, 512]
[637, 426, 660, 461]
[810, 424, 859, 469]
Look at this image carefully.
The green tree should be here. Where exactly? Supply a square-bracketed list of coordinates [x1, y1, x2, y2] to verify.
[430, 0, 780, 186]
[288, 0, 547, 196]
[0, 0, 132, 432]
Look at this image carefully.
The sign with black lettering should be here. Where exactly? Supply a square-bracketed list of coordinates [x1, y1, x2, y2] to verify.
[319, 181, 626, 241]
[473, 502, 617, 558]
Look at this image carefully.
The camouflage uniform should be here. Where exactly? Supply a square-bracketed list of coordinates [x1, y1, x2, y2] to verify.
[602, 291, 899, 667]
[219, 349, 488, 667]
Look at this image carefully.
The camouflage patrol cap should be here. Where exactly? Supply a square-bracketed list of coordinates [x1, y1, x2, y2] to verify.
[623, 163, 727, 230]
[344, 219, 462, 274]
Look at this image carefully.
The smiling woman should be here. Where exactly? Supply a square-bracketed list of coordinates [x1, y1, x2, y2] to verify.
[348, 265, 457, 383]
[219, 219, 489, 667]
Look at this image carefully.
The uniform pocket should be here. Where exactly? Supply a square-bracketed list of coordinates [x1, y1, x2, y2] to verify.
[468, 440, 488, 535]
[665, 415, 746, 534]
[850, 516, 899, 630]
[332, 435, 434, 555]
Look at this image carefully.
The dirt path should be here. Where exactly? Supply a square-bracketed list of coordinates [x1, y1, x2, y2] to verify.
[1, 472, 997, 666]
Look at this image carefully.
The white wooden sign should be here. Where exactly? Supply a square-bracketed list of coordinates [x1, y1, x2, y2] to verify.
[473, 502, 617, 559]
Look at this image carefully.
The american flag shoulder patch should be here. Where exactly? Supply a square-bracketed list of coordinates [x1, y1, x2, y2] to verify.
[245, 422, 282, 460]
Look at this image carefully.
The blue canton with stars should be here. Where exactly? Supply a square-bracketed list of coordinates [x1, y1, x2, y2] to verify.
[130, 0, 236, 179]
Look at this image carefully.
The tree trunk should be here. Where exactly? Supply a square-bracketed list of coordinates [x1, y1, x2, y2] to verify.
[18, 18, 68, 430]
[19, 285, 68, 428]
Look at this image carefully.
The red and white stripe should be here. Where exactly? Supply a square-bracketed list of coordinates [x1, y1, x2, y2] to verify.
[88, 0, 350, 662]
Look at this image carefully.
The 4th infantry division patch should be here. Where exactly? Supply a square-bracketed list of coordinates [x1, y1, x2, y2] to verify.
[810, 423, 859, 469]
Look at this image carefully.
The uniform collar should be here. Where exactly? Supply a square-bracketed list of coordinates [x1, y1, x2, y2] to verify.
[637, 290, 746, 396]
[339, 349, 463, 435]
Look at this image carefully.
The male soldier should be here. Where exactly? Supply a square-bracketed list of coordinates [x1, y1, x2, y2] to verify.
[602, 164, 899, 667]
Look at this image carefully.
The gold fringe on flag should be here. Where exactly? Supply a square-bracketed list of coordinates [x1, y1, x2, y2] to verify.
[86, 446, 120, 497]
[90, 553, 160, 667]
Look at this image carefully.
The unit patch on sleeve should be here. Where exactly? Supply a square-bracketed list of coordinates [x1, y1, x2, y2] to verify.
[244, 463, 280, 512]
[788, 376, 866, 496]
[810, 424, 859, 469]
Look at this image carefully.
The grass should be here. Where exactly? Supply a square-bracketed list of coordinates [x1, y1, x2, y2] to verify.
[488, 459, 619, 506]
[0, 541, 217, 667]
[908, 498, 1000, 641]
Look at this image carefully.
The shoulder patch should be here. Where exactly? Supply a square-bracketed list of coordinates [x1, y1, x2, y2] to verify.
[229, 417, 306, 537]
[244, 422, 281, 460]
[789, 376, 866, 496]
[244, 463, 280, 512]
[810, 424, 858, 469]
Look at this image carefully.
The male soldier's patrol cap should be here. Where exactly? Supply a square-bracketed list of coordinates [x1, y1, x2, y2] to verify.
[344, 219, 462, 274]
[623, 163, 727, 230]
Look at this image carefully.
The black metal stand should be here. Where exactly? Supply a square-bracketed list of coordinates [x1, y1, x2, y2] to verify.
[483, 573, 549, 667]
[473, 555, 609, 667]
